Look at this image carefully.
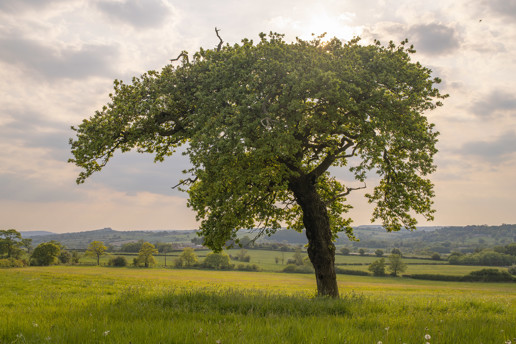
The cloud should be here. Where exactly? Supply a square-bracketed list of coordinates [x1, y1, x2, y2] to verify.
[410, 23, 461, 55]
[458, 131, 516, 164]
[470, 90, 516, 118]
[95, 0, 172, 29]
[0, 0, 67, 13]
[0, 36, 118, 80]
[483, 0, 516, 21]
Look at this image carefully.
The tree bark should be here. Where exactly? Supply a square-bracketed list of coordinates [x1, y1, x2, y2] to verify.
[289, 176, 339, 298]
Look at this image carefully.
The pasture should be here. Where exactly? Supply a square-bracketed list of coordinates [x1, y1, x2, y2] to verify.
[1, 266, 515, 343]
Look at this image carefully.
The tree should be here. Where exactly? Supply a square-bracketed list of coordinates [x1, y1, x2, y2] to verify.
[30, 242, 60, 266]
[177, 247, 198, 267]
[136, 242, 158, 267]
[368, 258, 386, 276]
[202, 252, 231, 269]
[69, 31, 444, 297]
[59, 250, 72, 264]
[359, 248, 366, 256]
[391, 248, 402, 256]
[0, 229, 23, 259]
[340, 247, 350, 255]
[86, 241, 107, 265]
[375, 249, 384, 257]
[21, 238, 33, 254]
[388, 254, 407, 277]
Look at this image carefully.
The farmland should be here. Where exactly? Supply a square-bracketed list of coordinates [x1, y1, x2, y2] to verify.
[1, 266, 515, 343]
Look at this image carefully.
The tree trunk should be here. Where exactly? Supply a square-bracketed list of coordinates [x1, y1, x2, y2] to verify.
[290, 177, 339, 298]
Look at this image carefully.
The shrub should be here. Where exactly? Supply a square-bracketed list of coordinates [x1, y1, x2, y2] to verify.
[335, 268, 370, 276]
[431, 253, 441, 261]
[30, 242, 60, 266]
[236, 264, 260, 271]
[202, 252, 232, 270]
[59, 250, 72, 264]
[283, 264, 314, 274]
[462, 269, 515, 282]
[176, 247, 198, 267]
[368, 258, 386, 276]
[0, 258, 26, 268]
[406, 274, 463, 282]
[108, 256, 128, 267]
[508, 266, 516, 276]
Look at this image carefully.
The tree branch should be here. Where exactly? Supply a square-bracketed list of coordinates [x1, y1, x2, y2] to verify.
[215, 27, 223, 52]
[171, 176, 198, 189]
[324, 182, 367, 205]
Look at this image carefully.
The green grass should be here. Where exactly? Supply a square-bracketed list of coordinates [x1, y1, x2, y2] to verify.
[1, 266, 515, 343]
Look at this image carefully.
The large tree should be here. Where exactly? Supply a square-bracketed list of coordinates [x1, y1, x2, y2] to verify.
[0, 229, 23, 259]
[70, 32, 445, 297]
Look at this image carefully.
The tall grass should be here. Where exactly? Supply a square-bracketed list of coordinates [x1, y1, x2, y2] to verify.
[1, 267, 514, 343]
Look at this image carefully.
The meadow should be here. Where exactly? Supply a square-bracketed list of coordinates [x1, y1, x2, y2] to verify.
[1, 266, 515, 343]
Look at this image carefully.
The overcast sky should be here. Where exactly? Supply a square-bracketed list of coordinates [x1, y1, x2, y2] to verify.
[1, 0, 515, 233]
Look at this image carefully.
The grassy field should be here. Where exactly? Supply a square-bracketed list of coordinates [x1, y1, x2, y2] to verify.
[1, 266, 515, 343]
[82, 249, 509, 277]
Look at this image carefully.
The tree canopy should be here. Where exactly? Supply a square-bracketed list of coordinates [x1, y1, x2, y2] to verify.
[70, 32, 445, 296]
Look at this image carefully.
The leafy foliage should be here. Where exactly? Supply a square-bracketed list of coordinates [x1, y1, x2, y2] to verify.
[388, 254, 407, 276]
[176, 247, 198, 267]
[202, 252, 232, 270]
[136, 242, 158, 268]
[0, 229, 23, 259]
[368, 258, 386, 276]
[85, 241, 107, 265]
[30, 242, 60, 266]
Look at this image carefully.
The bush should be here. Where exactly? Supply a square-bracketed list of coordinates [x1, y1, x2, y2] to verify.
[462, 269, 515, 282]
[448, 250, 515, 266]
[202, 252, 232, 270]
[59, 251, 72, 264]
[108, 256, 128, 267]
[30, 242, 60, 266]
[0, 258, 26, 268]
[406, 274, 463, 282]
[508, 266, 516, 276]
[431, 253, 441, 261]
[283, 264, 314, 274]
[236, 264, 260, 271]
[368, 258, 386, 276]
[335, 267, 370, 276]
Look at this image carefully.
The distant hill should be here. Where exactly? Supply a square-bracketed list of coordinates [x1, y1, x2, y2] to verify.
[20, 231, 55, 237]
[23, 224, 516, 254]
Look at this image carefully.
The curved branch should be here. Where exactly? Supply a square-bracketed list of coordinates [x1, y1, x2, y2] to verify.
[215, 27, 223, 52]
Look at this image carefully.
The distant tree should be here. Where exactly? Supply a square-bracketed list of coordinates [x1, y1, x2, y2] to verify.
[391, 248, 402, 256]
[359, 248, 366, 256]
[30, 242, 60, 266]
[388, 254, 407, 277]
[202, 252, 231, 270]
[71, 251, 81, 264]
[190, 237, 204, 245]
[121, 240, 144, 253]
[368, 258, 386, 276]
[108, 256, 128, 267]
[340, 247, 350, 255]
[237, 235, 253, 248]
[21, 238, 33, 254]
[236, 249, 251, 262]
[58, 250, 72, 264]
[375, 249, 384, 257]
[136, 242, 158, 268]
[156, 242, 173, 253]
[176, 247, 198, 267]
[86, 241, 107, 265]
[292, 248, 305, 266]
[431, 252, 441, 261]
[0, 229, 23, 259]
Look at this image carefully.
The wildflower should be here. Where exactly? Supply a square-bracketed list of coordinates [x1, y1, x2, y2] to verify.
[377, 341, 383, 344]
[32, 322, 38, 328]
[425, 334, 431, 340]
[103, 330, 110, 336]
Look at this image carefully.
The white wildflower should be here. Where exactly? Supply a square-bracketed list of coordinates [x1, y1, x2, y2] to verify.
[32, 322, 38, 328]
[425, 334, 431, 340]
[103, 330, 110, 336]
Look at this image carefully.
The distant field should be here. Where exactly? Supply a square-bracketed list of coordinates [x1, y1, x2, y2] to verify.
[79, 248, 510, 277]
[0, 266, 514, 343]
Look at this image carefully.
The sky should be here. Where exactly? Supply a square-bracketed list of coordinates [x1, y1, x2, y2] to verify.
[1, 0, 515, 233]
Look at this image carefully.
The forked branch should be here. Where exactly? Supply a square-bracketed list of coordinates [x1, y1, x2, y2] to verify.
[215, 27, 223, 52]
